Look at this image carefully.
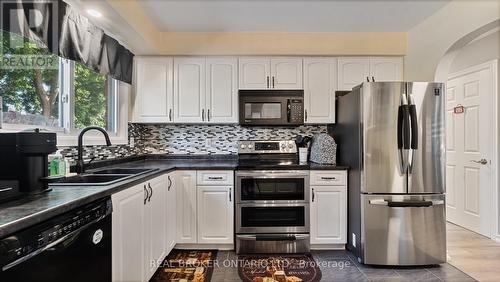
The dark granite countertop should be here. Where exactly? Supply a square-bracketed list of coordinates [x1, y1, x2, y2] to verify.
[0, 155, 347, 238]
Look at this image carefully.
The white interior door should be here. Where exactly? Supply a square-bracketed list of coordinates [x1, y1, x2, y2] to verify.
[446, 61, 496, 237]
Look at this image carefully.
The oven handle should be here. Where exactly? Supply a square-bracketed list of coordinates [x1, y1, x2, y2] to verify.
[237, 234, 310, 241]
[236, 171, 310, 178]
[1, 214, 109, 271]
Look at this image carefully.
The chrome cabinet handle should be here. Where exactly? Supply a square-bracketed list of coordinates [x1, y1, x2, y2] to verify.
[272, 76, 275, 88]
[148, 183, 153, 202]
[144, 185, 148, 205]
[169, 109, 172, 121]
[321, 177, 336, 180]
[202, 109, 205, 121]
[471, 159, 488, 165]
[305, 109, 308, 122]
[312, 188, 315, 202]
[207, 109, 210, 122]
[366, 76, 370, 82]
[167, 176, 172, 191]
[229, 188, 232, 202]
[372, 76, 375, 82]
[266, 76, 270, 88]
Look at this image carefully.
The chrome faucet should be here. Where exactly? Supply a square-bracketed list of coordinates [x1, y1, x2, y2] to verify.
[76, 126, 111, 174]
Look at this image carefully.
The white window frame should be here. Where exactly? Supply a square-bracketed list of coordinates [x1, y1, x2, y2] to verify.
[0, 59, 129, 146]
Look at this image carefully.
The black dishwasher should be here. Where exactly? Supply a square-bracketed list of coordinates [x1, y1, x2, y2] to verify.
[0, 197, 112, 282]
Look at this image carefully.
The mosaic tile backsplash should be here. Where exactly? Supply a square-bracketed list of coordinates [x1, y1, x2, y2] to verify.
[59, 123, 328, 164]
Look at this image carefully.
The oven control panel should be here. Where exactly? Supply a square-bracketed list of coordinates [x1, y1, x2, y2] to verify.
[238, 140, 297, 154]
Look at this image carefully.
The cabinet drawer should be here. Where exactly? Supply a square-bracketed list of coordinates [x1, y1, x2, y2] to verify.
[197, 171, 234, 186]
[310, 171, 347, 186]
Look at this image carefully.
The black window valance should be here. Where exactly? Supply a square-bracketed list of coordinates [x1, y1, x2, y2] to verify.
[1, 0, 134, 84]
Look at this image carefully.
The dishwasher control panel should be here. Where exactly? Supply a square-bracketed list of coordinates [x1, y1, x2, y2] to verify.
[0, 197, 112, 269]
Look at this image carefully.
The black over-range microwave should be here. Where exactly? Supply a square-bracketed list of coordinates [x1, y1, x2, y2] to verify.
[239, 90, 304, 126]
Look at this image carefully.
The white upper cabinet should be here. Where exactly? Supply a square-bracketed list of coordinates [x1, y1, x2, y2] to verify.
[239, 57, 271, 89]
[337, 57, 370, 91]
[270, 57, 303, 89]
[369, 57, 403, 82]
[239, 57, 303, 89]
[133, 57, 174, 123]
[174, 57, 206, 123]
[303, 58, 337, 124]
[338, 57, 403, 91]
[206, 58, 238, 123]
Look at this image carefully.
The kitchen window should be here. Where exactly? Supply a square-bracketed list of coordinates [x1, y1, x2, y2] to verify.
[0, 31, 128, 145]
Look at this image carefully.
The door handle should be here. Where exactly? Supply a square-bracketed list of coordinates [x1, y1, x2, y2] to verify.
[169, 109, 172, 121]
[366, 76, 370, 82]
[202, 109, 205, 121]
[167, 176, 172, 191]
[148, 183, 153, 202]
[266, 76, 270, 88]
[471, 159, 488, 165]
[369, 199, 443, 207]
[144, 185, 148, 205]
[312, 188, 315, 202]
[229, 187, 232, 202]
[304, 109, 308, 122]
[272, 76, 275, 88]
[371, 76, 375, 82]
[207, 109, 210, 122]
[321, 177, 336, 180]
[208, 176, 223, 180]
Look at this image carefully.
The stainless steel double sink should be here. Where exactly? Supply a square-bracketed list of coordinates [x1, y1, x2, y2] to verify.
[50, 168, 158, 186]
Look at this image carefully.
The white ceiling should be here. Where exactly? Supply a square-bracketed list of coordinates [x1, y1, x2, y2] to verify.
[138, 0, 450, 32]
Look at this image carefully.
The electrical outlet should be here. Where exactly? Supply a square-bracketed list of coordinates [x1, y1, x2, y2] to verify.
[352, 233, 356, 247]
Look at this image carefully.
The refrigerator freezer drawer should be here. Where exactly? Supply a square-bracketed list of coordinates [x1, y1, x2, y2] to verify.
[361, 194, 446, 265]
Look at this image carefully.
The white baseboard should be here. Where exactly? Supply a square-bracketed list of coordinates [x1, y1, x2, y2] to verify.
[310, 244, 346, 250]
[175, 243, 234, 250]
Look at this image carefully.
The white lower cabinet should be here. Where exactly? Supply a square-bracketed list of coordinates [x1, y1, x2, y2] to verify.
[310, 171, 347, 246]
[112, 175, 168, 282]
[176, 170, 234, 245]
[165, 172, 177, 254]
[197, 185, 234, 244]
[176, 171, 198, 243]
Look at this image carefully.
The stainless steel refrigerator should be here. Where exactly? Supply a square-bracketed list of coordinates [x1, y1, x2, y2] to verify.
[331, 82, 446, 265]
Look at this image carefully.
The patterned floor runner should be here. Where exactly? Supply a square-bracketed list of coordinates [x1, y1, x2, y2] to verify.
[150, 249, 217, 282]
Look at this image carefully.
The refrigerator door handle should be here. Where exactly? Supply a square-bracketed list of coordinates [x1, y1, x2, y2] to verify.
[398, 95, 410, 174]
[369, 199, 444, 207]
[408, 94, 418, 173]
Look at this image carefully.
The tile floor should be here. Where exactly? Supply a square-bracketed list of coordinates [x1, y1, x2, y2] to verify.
[211, 250, 475, 281]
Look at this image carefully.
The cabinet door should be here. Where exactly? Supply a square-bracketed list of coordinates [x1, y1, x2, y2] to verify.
[176, 171, 198, 243]
[134, 57, 174, 123]
[337, 57, 370, 91]
[112, 184, 147, 282]
[166, 172, 177, 254]
[197, 185, 234, 244]
[206, 58, 238, 123]
[310, 185, 347, 244]
[238, 57, 270, 89]
[303, 58, 337, 124]
[144, 176, 168, 281]
[369, 57, 403, 82]
[270, 57, 303, 89]
[174, 57, 206, 123]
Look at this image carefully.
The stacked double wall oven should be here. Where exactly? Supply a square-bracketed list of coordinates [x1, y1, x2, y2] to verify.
[236, 140, 310, 254]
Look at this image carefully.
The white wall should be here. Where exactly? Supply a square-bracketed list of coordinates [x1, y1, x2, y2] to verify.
[449, 30, 500, 73]
[405, 0, 499, 81]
